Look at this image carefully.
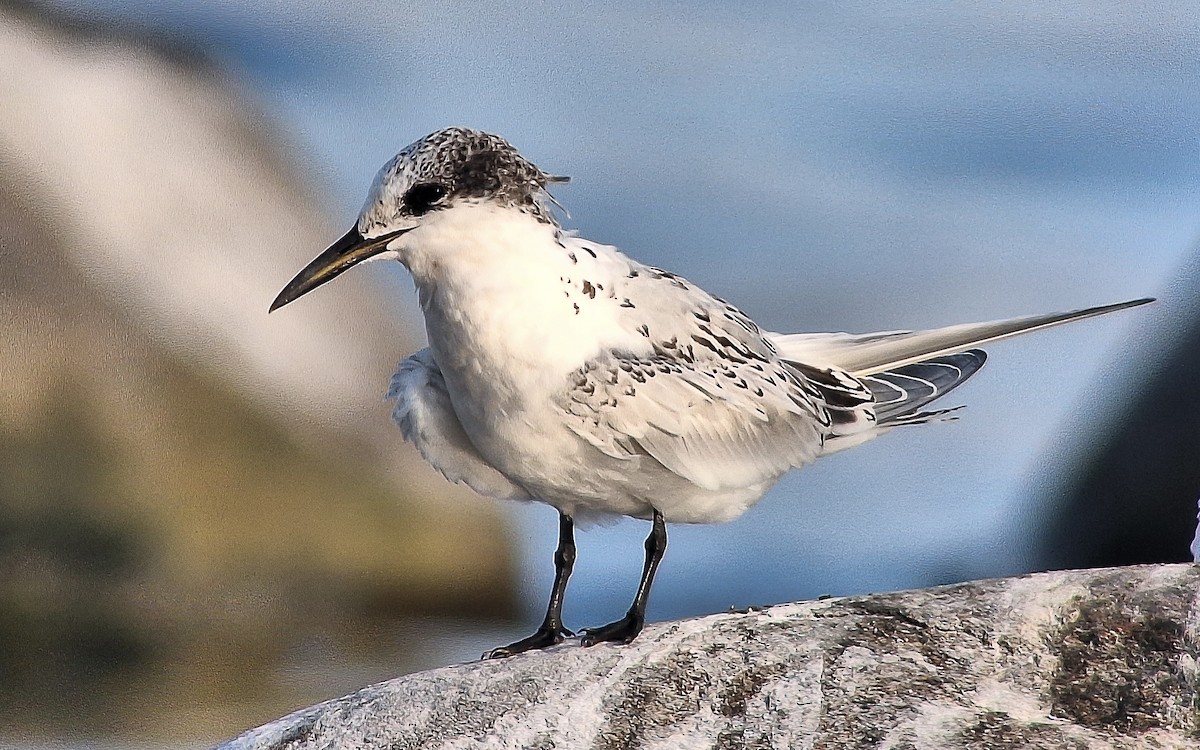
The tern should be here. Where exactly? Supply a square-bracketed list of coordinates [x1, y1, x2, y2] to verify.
[271, 127, 1151, 658]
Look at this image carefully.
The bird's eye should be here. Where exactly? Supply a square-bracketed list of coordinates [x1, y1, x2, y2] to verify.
[404, 182, 449, 214]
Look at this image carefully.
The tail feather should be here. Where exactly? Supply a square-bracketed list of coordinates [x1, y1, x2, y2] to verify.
[862, 350, 986, 424]
[769, 298, 1153, 377]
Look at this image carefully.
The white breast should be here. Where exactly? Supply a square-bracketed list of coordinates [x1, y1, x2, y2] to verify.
[396, 204, 649, 479]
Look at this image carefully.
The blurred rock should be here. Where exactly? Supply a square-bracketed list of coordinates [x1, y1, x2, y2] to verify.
[0, 1, 513, 743]
[1037, 258, 1200, 570]
[219, 564, 1200, 750]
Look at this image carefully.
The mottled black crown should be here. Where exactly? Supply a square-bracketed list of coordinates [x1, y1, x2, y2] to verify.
[359, 127, 565, 234]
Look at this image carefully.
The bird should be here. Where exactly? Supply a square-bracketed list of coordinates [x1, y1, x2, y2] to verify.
[270, 127, 1152, 659]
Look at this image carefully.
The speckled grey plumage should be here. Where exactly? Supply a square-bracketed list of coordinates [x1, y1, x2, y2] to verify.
[216, 564, 1200, 750]
[358, 127, 563, 235]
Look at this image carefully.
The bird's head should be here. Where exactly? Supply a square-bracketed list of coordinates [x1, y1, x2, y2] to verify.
[270, 127, 567, 311]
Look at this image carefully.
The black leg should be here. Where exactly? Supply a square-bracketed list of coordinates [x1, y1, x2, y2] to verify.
[581, 508, 667, 647]
[483, 511, 576, 659]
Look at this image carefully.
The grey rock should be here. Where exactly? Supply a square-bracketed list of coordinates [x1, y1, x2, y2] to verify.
[218, 564, 1200, 749]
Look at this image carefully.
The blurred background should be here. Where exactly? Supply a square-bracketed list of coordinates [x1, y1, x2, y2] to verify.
[1, 1, 1197, 747]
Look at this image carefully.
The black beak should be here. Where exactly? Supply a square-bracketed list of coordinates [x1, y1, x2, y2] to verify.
[270, 226, 412, 312]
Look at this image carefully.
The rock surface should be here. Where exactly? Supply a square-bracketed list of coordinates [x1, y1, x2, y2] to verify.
[219, 564, 1200, 749]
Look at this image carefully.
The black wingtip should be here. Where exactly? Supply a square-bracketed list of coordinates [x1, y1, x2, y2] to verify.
[1091, 297, 1156, 317]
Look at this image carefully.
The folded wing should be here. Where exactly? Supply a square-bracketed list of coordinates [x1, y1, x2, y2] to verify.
[769, 298, 1152, 376]
[561, 354, 828, 492]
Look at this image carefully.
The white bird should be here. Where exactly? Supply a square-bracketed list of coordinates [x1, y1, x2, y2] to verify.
[271, 127, 1151, 658]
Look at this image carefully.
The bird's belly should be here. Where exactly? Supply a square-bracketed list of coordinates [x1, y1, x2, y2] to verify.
[446, 387, 638, 510]
[445, 384, 771, 523]
[421, 281, 649, 513]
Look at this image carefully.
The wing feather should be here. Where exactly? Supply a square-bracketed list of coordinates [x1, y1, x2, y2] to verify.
[388, 349, 534, 501]
[562, 355, 826, 492]
[769, 299, 1152, 376]
[861, 350, 986, 423]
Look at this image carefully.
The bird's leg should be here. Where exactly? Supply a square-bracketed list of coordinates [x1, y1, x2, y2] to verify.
[581, 508, 666, 646]
[483, 511, 576, 659]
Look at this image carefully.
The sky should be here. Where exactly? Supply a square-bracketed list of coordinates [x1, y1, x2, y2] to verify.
[43, 1, 1200, 637]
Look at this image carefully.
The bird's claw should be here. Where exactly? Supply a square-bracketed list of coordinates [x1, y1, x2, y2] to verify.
[579, 612, 644, 647]
[481, 624, 573, 659]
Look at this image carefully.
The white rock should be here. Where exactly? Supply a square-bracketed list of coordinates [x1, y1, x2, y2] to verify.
[218, 564, 1200, 750]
